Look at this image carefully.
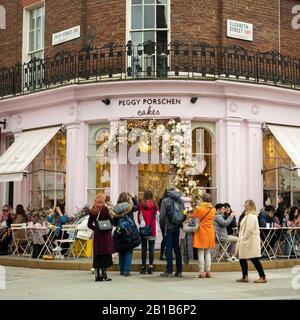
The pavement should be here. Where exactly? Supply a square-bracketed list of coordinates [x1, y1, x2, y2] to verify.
[0, 266, 300, 300]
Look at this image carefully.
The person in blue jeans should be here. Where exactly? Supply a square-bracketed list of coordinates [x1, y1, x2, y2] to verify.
[112, 192, 139, 277]
[159, 187, 185, 277]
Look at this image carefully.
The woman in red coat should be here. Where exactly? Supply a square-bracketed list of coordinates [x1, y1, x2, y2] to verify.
[137, 190, 159, 274]
[88, 193, 114, 281]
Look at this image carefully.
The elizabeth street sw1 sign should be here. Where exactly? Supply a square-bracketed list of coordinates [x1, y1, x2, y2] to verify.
[227, 19, 253, 41]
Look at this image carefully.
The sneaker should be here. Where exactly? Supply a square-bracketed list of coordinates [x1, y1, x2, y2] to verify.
[160, 272, 173, 278]
[123, 272, 131, 277]
[174, 272, 182, 277]
[226, 257, 233, 262]
[232, 256, 239, 262]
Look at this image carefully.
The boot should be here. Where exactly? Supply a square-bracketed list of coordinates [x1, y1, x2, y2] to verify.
[140, 266, 147, 274]
[148, 265, 154, 274]
[102, 269, 112, 281]
[95, 268, 103, 282]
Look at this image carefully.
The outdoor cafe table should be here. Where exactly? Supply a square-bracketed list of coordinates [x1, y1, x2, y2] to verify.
[260, 227, 279, 260]
[275, 227, 300, 259]
[27, 225, 58, 259]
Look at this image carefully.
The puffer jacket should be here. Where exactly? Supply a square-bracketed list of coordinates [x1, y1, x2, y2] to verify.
[159, 190, 185, 233]
[112, 202, 140, 252]
[138, 200, 158, 237]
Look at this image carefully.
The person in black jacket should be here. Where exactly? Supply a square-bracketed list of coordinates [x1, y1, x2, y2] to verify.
[223, 203, 237, 235]
[158, 189, 167, 260]
[159, 187, 185, 277]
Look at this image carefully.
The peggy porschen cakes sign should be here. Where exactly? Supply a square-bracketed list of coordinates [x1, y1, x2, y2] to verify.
[118, 98, 182, 116]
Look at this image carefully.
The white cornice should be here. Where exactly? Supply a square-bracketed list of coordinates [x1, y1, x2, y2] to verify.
[0, 80, 300, 116]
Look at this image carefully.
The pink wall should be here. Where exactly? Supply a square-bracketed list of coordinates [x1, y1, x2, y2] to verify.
[0, 80, 300, 214]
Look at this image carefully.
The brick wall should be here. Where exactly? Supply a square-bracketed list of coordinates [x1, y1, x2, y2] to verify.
[44, 0, 83, 58]
[0, 0, 300, 68]
[0, 0, 22, 67]
[171, 0, 221, 46]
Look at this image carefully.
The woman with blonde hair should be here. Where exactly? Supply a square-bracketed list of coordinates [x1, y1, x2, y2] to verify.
[236, 199, 267, 283]
[88, 193, 114, 281]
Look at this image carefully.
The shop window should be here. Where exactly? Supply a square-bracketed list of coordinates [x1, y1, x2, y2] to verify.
[30, 131, 66, 208]
[192, 124, 217, 203]
[87, 125, 111, 205]
[263, 130, 300, 208]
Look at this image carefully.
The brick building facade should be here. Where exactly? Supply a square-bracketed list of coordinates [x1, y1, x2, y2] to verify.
[1, 1, 300, 216]
[0, 0, 300, 67]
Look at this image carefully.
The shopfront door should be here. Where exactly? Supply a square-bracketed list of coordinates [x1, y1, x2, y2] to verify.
[138, 164, 171, 202]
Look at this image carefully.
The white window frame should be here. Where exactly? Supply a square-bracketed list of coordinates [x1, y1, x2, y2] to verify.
[126, 0, 171, 76]
[192, 122, 218, 203]
[263, 132, 300, 207]
[22, 1, 45, 64]
[0, 5, 6, 30]
[87, 124, 111, 205]
[128, 0, 170, 44]
[29, 133, 66, 208]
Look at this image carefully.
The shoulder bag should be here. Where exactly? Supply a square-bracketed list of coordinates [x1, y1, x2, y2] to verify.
[97, 209, 112, 231]
[139, 209, 155, 237]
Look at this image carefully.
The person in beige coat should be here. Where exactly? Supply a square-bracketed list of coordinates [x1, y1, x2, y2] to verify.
[236, 200, 267, 283]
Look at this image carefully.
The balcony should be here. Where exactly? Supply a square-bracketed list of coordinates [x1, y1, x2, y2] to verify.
[1, 41, 300, 99]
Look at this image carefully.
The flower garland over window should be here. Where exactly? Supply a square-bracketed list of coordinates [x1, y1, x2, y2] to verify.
[105, 119, 204, 208]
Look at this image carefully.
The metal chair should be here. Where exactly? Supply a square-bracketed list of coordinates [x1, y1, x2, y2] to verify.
[212, 233, 231, 262]
[11, 223, 32, 257]
[54, 224, 78, 260]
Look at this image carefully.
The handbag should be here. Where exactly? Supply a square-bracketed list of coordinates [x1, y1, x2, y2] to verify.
[97, 210, 112, 231]
[183, 218, 200, 234]
[183, 208, 212, 234]
[139, 209, 155, 237]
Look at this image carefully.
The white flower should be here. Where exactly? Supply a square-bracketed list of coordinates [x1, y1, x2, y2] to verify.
[118, 126, 128, 135]
[162, 133, 170, 141]
[181, 124, 187, 132]
[176, 123, 182, 130]
[156, 124, 166, 135]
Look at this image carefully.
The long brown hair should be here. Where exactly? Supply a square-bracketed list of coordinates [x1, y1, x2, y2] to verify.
[117, 192, 131, 204]
[141, 190, 157, 210]
[90, 193, 106, 214]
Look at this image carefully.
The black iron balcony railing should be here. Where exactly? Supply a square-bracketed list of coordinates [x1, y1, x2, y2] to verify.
[1, 41, 300, 99]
